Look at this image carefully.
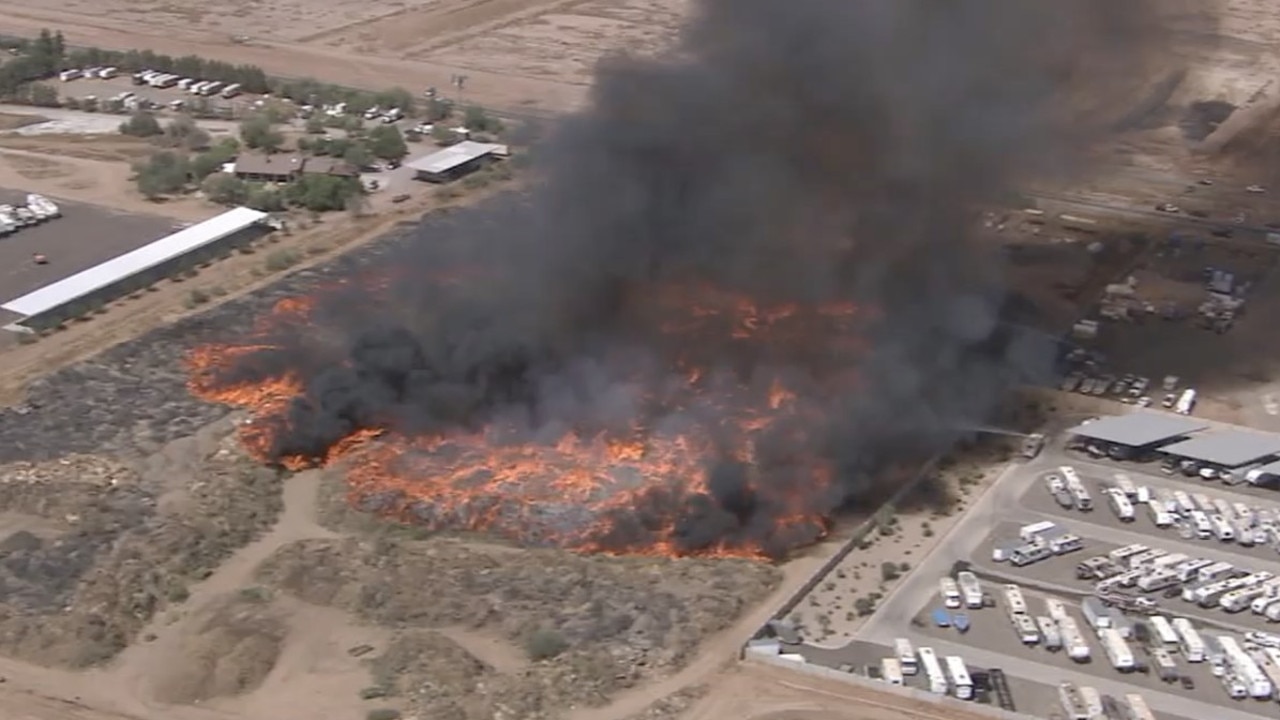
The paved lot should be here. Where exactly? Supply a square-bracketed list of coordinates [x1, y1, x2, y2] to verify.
[789, 425, 1280, 719]
[0, 191, 179, 324]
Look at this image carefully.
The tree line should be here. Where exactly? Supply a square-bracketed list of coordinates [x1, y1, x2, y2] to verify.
[0, 29, 433, 118]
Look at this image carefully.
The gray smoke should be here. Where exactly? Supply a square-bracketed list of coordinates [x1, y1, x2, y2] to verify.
[206, 0, 1188, 556]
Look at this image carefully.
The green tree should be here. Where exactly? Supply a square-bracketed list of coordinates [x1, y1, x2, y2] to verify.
[286, 174, 363, 212]
[431, 124, 460, 146]
[304, 116, 326, 134]
[238, 115, 283, 152]
[365, 124, 408, 161]
[189, 138, 239, 180]
[201, 174, 248, 205]
[342, 143, 372, 170]
[133, 151, 190, 199]
[463, 105, 488, 131]
[423, 97, 453, 122]
[373, 87, 415, 115]
[162, 115, 211, 151]
[119, 111, 163, 138]
[245, 185, 286, 212]
[27, 83, 59, 107]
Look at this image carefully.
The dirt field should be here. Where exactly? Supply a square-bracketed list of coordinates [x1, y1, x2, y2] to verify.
[0, 0, 692, 116]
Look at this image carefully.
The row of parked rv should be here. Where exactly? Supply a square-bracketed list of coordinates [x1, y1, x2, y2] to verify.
[992, 519, 1085, 568]
[130, 70, 243, 99]
[1094, 474, 1280, 553]
[1082, 543, 1280, 620]
[881, 639, 979, 702]
[58, 66, 119, 81]
[296, 102, 402, 124]
[1059, 683, 1155, 720]
[0, 194, 61, 235]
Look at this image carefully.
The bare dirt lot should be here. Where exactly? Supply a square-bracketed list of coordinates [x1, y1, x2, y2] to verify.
[0, 0, 692, 116]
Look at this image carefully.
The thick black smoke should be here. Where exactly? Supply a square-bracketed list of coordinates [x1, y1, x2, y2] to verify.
[210, 1, 1190, 556]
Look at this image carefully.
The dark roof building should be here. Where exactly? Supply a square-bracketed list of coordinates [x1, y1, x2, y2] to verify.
[302, 157, 358, 178]
[1067, 413, 1207, 448]
[1158, 430, 1280, 468]
[233, 152, 303, 182]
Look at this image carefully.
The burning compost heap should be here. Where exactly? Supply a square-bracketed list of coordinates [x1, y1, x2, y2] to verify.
[188, 1, 1181, 559]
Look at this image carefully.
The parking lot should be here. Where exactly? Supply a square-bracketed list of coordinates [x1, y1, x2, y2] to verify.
[0, 191, 179, 329]
[767, 421, 1280, 720]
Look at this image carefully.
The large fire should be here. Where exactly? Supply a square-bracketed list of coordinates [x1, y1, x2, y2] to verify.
[187, 281, 869, 559]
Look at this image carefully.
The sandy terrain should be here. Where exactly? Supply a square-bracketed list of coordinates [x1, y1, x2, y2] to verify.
[786, 461, 1010, 648]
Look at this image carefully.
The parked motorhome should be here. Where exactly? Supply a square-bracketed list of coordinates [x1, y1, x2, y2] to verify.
[1198, 561, 1234, 584]
[1149, 615, 1179, 646]
[1003, 584, 1027, 615]
[1020, 521, 1058, 543]
[917, 647, 947, 695]
[956, 571, 983, 609]
[1138, 570, 1180, 593]
[1109, 544, 1148, 563]
[1107, 490, 1135, 522]
[1172, 618, 1205, 662]
[1037, 616, 1062, 650]
[894, 638, 918, 676]
[1082, 597, 1111, 630]
[944, 656, 973, 700]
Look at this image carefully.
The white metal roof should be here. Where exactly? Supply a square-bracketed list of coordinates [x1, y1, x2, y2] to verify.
[1068, 413, 1207, 447]
[2, 206, 267, 318]
[1159, 430, 1280, 467]
[406, 141, 508, 175]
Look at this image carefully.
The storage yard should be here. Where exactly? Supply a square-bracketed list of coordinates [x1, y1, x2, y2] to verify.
[750, 415, 1280, 719]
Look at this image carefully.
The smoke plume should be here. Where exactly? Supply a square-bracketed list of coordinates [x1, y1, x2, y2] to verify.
[199, 1, 1185, 557]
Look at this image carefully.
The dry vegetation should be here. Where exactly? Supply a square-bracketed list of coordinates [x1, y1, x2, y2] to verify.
[255, 535, 777, 719]
[0, 430, 282, 668]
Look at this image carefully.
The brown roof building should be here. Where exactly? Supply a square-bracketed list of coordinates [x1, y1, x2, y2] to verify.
[233, 152, 303, 183]
[301, 157, 359, 178]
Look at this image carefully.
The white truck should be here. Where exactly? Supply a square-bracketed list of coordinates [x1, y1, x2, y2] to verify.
[1019, 521, 1058, 543]
[939, 577, 962, 609]
[1081, 597, 1111, 630]
[1175, 388, 1197, 415]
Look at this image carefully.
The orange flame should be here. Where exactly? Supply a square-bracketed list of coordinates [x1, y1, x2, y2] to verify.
[186, 282, 862, 559]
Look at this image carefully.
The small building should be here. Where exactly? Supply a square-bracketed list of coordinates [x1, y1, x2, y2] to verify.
[1, 207, 271, 332]
[407, 140, 508, 183]
[301, 156, 359, 178]
[234, 152, 303, 183]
